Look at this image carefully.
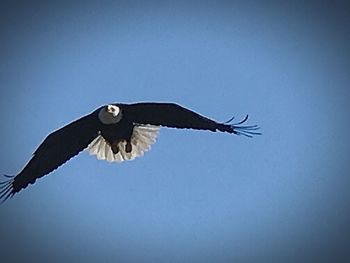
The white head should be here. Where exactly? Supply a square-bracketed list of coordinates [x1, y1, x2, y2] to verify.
[98, 104, 122, 124]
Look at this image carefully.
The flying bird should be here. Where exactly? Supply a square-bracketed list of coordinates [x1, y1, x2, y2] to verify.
[1, 102, 260, 201]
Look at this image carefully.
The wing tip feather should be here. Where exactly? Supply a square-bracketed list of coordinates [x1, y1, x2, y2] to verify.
[0, 175, 15, 203]
[219, 115, 262, 137]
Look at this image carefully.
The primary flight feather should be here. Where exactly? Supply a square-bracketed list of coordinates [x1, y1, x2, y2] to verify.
[1, 102, 261, 201]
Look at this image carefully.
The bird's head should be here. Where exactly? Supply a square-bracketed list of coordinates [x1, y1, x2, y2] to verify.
[107, 104, 120, 116]
[98, 104, 122, 124]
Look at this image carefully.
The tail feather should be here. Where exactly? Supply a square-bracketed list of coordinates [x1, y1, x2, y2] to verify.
[86, 125, 160, 163]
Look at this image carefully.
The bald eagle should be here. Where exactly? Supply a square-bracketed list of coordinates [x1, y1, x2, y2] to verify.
[1, 102, 260, 201]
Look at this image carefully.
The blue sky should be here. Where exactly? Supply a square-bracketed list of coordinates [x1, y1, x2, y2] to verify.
[1, 1, 349, 262]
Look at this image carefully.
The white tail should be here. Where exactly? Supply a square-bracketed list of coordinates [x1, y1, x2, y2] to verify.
[86, 125, 160, 163]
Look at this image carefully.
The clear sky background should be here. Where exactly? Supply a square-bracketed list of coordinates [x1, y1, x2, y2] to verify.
[1, 1, 349, 262]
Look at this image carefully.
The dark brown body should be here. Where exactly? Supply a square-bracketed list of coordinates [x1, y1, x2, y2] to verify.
[100, 118, 135, 153]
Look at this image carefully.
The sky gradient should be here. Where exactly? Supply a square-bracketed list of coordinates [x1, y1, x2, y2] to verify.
[1, 1, 350, 262]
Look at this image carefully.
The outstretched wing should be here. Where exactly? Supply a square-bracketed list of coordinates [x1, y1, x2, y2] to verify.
[122, 102, 261, 136]
[1, 111, 101, 201]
